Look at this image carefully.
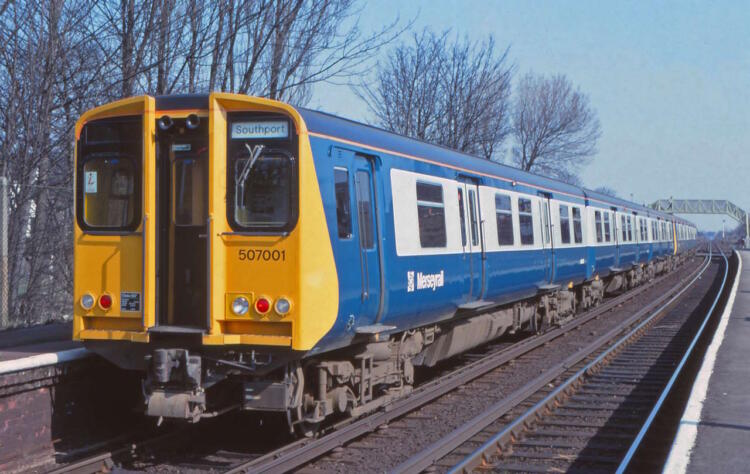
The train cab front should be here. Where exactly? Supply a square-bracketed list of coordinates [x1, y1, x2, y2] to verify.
[73, 93, 339, 424]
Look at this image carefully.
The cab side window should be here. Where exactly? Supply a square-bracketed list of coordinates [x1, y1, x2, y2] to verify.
[334, 167, 352, 238]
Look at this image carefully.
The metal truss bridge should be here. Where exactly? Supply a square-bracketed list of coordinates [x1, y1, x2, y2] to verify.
[650, 199, 749, 243]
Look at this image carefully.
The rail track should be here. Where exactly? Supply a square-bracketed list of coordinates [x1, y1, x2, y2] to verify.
[425, 247, 729, 474]
[48, 251, 709, 474]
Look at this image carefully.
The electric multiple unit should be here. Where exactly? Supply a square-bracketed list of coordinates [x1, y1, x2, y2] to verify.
[73, 93, 698, 432]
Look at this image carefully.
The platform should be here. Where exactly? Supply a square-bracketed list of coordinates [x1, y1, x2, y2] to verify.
[663, 249, 749, 473]
[0, 322, 87, 374]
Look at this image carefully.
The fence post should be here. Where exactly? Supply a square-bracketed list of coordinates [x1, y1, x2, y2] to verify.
[0, 176, 8, 327]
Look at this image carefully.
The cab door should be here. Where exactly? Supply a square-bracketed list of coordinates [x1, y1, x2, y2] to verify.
[334, 148, 381, 327]
[155, 118, 209, 330]
[73, 96, 156, 341]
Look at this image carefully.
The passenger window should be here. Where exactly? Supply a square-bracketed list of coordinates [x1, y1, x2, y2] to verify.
[458, 188, 467, 247]
[621, 215, 627, 242]
[82, 157, 137, 228]
[355, 170, 374, 249]
[518, 198, 534, 245]
[604, 212, 611, 242]
[334, 168, 352, 238]
[542, 201, 551, 244]
[416, 182, 447, 248]
[560, 205, 571, 244]
[495, 194, 513, 246]
[468, 189, 479, 246]
[572, 207, 583, 244]
[595, 211, 603, 243]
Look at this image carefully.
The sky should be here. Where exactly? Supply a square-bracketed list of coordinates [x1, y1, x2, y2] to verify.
[310, 0, 750, 231]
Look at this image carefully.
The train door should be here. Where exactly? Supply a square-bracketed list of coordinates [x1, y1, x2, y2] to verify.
[155, 118, 208, 329]
[334, 148, 381, 326]
[612, 208, 620, 267]
[459, 178, 484, 299]
[538, 193, 554, 283]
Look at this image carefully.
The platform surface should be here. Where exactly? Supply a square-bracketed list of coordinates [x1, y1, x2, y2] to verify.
[0, 322, 83, 369]
[665, 249, 750, 473]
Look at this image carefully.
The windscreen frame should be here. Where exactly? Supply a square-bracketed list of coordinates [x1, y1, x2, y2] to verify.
[75, 115, 143, 233]
[225, 112, 299, 234]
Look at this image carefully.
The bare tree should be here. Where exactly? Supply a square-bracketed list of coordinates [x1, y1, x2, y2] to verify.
[0, 0, 99, 326]
[511, 72, 601, 184]
[89, 0, 403, 104]
[360, 30, 513, 160]
[593, 186, 618, 197]
[359, 30, 446, 140]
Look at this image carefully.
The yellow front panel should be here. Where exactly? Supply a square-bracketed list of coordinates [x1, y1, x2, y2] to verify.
[206, 94, 339, 350]
[75, 94, 339, 351]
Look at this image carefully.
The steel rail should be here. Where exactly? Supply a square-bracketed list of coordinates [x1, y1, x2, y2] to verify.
[615, 246, 730, 473]
[226, 256, 705, 474]
[47, 430, 181, 474]
[445, 250, 714, 474]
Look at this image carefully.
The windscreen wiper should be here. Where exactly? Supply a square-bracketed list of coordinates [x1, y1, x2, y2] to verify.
[236, 144, 265, 209]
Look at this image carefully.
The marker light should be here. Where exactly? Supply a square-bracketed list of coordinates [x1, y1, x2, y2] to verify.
[274, 297, 291, 315]
[158, 115, 174, 131]
[80, 294, 95, 310]
[99, 294, 113, 311]
[186, 114, 201, 130]
[255, 297, 271, 315]
[232, 296, 249, 315]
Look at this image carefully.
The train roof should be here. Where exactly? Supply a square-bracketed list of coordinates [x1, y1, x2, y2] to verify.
[297, 107, 585, 198]
[298, 107, 694, 227]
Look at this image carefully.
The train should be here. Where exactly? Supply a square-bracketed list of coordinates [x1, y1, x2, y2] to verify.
[73, 93, 698, 433]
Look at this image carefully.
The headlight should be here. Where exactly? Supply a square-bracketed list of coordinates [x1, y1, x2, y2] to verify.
[274, 297, 291, 315]
[232, 296, 249, 315]
[80, 293, 95, 310]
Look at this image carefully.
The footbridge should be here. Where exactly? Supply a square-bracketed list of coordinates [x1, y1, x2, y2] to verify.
[650, 199, 749, 243]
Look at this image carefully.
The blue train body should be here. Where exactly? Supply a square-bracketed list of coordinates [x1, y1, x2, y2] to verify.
[298, 108, 698, 355]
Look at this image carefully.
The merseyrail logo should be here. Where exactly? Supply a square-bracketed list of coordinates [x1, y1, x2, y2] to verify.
[407, 270, 445, 292]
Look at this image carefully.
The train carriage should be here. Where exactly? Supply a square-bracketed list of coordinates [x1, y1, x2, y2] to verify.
[73, 93, 697, 431]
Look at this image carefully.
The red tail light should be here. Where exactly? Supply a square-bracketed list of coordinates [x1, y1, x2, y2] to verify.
[99, 294, 113, 310]
[255, 297, 270, 314]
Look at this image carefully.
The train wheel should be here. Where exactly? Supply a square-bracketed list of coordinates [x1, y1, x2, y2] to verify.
[285, 363, 321, 438]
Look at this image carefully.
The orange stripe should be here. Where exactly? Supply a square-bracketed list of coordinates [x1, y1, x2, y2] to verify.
[308, 131, 646, 212]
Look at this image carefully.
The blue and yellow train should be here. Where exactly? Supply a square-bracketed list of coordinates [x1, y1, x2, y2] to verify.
[73, 94, 697, 431]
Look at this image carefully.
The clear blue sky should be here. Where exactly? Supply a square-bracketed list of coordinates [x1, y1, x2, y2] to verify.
[310, 0, 750, 231]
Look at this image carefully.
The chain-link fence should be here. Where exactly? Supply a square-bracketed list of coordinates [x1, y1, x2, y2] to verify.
[0, 174, 73, 330]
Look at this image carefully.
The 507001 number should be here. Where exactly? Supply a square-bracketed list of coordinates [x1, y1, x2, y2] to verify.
[238, 249, 286, 262]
